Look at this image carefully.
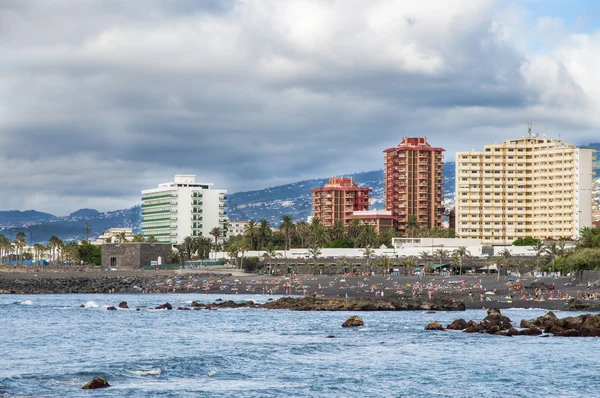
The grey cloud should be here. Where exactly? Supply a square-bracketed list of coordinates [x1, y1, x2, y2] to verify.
[0, 0, 598, 215]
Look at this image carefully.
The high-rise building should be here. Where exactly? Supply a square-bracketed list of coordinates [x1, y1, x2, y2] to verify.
[455, 136, 595, 244]
[141, 175, 227, 245]
[383, 137, 445, 232]
[311, 177, 370, 227]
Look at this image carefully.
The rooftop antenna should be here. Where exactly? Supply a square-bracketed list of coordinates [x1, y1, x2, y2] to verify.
[85, 221, 90, 241]
[527, 122, 532, 137]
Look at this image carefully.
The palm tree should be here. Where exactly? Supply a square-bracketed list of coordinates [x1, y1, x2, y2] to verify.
[132, 233, 145, 242]
[243, 221, 258, 250]
[362, 246, 375, 266]
[210, 227, 222, 258]
[331, 220, 345, 241]
[238, 238, 250, 269]
[544, 242, 560, 273]
[179, 236, 195, 263]
[419, 250, 430, 270]
[48, 235, 61, 266]
[338, 255, 349, 273]
[356, 225, 377, 248]
[401, 256, 418, 275]
[347, 219, 362, 245]
[258, 220, 271, 250]
[533, 240, 545, 269]
[146, 235, 158, 242]
[455, 246, 470, 275]
[295, 221, 310, 248]
[579, 227, 595, 248]
[0, 234, 9, 264]
[116, 232, 127, 243]
[308, 246, 322, 266]
[279, 215, 295, 253]
[194, 236, 212, 260]
[405, 215, 420, 237]
[434, 249, 449, 268]
[310, 226, 330, 247]
[15, 232, 27, 264]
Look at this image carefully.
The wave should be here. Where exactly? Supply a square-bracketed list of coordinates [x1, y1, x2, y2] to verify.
[207, 370, 217, 377]
[20, 300, 33, 305]
[125, 368, 162, 377]
[84, 301, 99, 308]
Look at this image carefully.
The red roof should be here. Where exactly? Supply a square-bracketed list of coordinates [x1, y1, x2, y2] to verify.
[383, 136, 445, 153]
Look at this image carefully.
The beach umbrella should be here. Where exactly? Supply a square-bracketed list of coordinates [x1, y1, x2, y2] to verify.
[176, 280, 182, 284]
[193, 279, 199, 283]
[393, 281, 398, 285]
[508, 278, 514, 281]
[217, 280, 222, 283]
[209, 280, 214, 283]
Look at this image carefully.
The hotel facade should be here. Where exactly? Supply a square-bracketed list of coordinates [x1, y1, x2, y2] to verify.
[455, 137, 595, 244]
[141, 175, 227, 245]
[383, 137, 445, 232]
[311, 177, 371, 227]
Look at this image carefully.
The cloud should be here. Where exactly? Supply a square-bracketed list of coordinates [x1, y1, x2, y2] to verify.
[1, 0, 599, 215]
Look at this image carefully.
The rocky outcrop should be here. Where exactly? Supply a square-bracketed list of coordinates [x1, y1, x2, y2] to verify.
[520, 312, 600, 337]
[424, 321, 444, 331]
[107, 306, 117, 311]
[446, 319, 468, 330]
[118, 301, 129, 309]
[155, 303, 172, 310]
[342, 316, 364, 327]
[81, 376, 110, 390]
[260, 296, 465, 311]
[0, 272, 231, 294]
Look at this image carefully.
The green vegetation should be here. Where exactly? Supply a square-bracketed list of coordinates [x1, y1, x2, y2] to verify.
[512, 237, 542, 246]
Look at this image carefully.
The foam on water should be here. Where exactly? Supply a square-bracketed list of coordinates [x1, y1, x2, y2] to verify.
[20, 300, 33, 305]
[84, 301, 99, 308]
[125, 368, 162, 377]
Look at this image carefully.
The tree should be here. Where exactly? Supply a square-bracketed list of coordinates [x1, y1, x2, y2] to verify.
[362, 246, 375, 266]
[295, 221, 310, 248]
[544, 242, 560, 273]
[455, 246, 470, 275]
[331, 220, 345, 242]
[243, 221, 258, 250]
[405, 215, 420, 237]
[401, 256, 418, 275]
[116, 232, 127, 243]
[15, 232, 27, 264]
[434, 249, 449, 268]
[378, 228, 394, 247]
[210, 227, 223, 258]
[179, 236, 195, 264]
[132, 233, 145, 242]
[347, 219, 362, 244]
[258, 220, 271, 250]
[533, 240, 545, 269]
[419, 250, 430, 270]
[280, 215, 295, 252]
[310, 225, 330, 247]
[146, 235, 158, 242]
[308, 246, 322, 266]
[48, 235, 61, 266]
[194, 236, 212, 260]
[0, 234, 10, 264]
[78, 241, 101, 266]
[356, 225, 377, 248]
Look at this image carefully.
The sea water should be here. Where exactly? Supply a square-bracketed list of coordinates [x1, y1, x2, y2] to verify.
[1, 293, 599, 397]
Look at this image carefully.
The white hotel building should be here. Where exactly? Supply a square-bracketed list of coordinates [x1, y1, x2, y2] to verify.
[456, 136, 595, 244]
[141, 175, 228, 245]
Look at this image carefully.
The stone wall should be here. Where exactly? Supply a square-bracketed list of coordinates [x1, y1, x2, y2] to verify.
[101, 243, 172, 268]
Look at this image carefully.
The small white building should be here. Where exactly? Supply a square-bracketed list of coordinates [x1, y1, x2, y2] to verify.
[92, 228, 135, 245]
[141, 175, 227, 245]
[228, 221, 249, 236]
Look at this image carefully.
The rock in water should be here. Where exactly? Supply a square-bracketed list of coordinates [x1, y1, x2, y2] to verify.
[342, 316, 364, 327]
[155, 302, 173, 310]
[107, 306, 117, 311]
[118, 301, 129, 309]
[425, 321, 445, 331]
[81, 376, 110, 389]
[446, 319, 468, 330]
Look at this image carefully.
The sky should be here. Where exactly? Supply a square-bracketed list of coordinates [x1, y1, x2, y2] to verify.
[2, 0, 600, 216]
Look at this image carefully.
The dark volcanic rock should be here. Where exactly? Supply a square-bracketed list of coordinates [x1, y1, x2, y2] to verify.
[521, 312, 600, 337]
[446, 319, 468, 330]
[118, 301, 129, 309]
[480, 308, 512, 333]
[81, 376, 110, 390]
[155, 303, 173, 310]
[260, 296, 465, 311]
[177, 307, 191, 310]
[425, 321, 444, 331]
[107, 306, 117, 311]
[464, 320, 481, 333]
[519, 327, 543, 336]
[342, 316, 364, 327]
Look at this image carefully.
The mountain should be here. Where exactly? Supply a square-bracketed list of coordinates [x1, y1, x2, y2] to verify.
[226, 162, 456, 223]
[0, 210, 57, 227]
[0, 207, 142, 244]
[69, 208, 101, 218]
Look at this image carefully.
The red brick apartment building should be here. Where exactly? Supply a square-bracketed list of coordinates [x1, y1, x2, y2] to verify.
[383, 137, 444, 232]
[312, 177, 371, 227]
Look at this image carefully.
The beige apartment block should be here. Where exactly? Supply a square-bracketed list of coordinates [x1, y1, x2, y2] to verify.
[456, 136, 595, 244]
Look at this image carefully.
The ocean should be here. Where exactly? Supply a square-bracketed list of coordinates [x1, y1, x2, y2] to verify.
[1, 294, 599, 397]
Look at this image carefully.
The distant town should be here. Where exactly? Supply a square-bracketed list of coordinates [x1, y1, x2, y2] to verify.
[1, 129, 599, 276]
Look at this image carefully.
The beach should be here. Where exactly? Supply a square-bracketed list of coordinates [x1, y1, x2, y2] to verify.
[1, 268, 598, 311]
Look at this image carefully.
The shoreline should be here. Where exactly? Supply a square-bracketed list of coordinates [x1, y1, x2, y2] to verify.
[2, 270, 599, 311]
